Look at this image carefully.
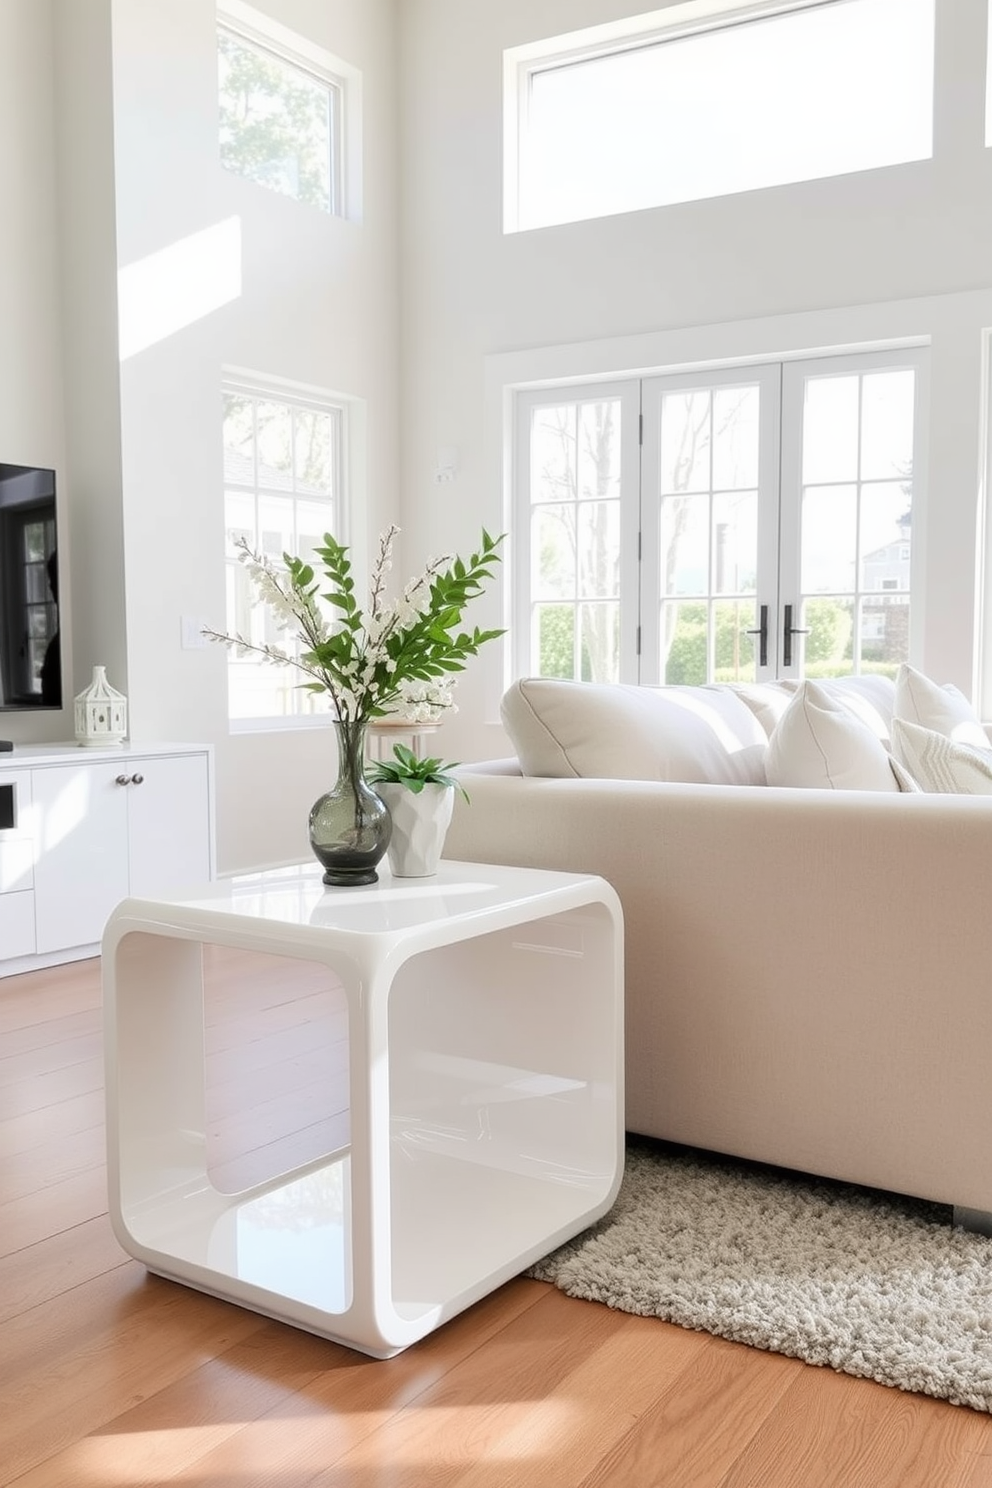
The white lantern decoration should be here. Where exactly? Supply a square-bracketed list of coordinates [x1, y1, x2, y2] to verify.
[74, 665, 128, 747]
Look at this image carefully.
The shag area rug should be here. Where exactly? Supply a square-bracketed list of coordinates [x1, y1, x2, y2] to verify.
[528, 1139, 992, 1412]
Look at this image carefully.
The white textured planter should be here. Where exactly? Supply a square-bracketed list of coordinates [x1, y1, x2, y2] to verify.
[375, 781, 455, 877]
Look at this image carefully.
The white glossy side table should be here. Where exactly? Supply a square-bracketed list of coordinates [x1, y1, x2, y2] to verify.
[102, 860, 624, 1358]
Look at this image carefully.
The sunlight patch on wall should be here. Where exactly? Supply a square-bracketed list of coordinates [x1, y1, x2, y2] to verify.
[118, 218, 243, 361]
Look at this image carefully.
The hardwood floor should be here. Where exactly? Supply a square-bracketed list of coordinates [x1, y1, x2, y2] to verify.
[4, 951, 992, 1488]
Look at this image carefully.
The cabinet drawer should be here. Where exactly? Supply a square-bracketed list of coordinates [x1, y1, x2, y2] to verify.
[0, 890, 36, 958]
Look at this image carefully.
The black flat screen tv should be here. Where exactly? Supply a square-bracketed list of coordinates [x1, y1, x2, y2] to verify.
[0, 463, 61, 711]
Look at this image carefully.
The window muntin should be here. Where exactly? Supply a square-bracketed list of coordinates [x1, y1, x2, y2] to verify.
[223, 384, 344, 723]
[218, 24, 341, 213]
[509, 0, 935, 232]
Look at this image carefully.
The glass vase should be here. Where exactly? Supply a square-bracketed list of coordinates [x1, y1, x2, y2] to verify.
[309, 719, 391, 887]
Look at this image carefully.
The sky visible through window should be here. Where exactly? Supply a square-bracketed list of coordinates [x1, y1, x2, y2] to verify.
[517, 0, 935, 231]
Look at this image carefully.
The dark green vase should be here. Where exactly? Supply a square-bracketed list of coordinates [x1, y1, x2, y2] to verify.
[308, 719, 391, 886]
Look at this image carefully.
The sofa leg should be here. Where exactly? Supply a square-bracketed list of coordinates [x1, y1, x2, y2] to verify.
[953, 1205, 992, 1236]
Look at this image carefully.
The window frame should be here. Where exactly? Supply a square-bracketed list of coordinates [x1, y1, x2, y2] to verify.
[509, 344, 929, 690]
[217, 0, 362, 221]
[221, 374, 348, 733]
[512, 381, 642, 683]
[504, 0, 935, 234]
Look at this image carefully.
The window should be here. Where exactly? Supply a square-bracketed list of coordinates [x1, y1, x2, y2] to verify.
[514, 347, 925, 685]
[506, 0, 935, 232]
[218, 17, 343, 213]
[222, 381, 344, 723]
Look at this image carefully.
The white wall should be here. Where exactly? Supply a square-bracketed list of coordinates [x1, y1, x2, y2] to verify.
[0, 0, 73, 745]
[397, 0, 992, 763]
[0, 0, 399, 870]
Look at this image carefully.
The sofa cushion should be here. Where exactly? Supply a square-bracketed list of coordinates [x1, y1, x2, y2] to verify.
[765, 680, 902, 791]
[891, 718, 992, 794]
[500, 678, 768, 784]
[893, 664, 988, 747]
[734, 675, 895, 742]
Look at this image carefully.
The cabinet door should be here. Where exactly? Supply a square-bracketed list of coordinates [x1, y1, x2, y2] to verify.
[126, 752, 211, 898]
[32, 763, 130, 953]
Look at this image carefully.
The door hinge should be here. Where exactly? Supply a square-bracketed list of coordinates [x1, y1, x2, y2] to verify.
[636, 624, 642, 656]
[638, 412, 644, 445]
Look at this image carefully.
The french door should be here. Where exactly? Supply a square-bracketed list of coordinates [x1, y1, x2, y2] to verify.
[513, 346, 926, 685]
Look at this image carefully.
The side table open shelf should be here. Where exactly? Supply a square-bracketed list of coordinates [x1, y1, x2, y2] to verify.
[102, 860, 624, 1358]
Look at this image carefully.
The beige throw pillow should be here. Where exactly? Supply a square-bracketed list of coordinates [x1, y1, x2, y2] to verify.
[765, 680, 902, 791]
[500, 678, 768, 784]
[893, 664, 988, 748]
[890, 718, 992, 794]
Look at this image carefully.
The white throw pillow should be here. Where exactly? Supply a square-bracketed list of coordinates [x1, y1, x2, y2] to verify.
[500, 678, 768, 784]
[765, 680, 902, 792]
[775, 674, 896, 744]
[893, 664, 988, 748]
[890, 718, 992, 794]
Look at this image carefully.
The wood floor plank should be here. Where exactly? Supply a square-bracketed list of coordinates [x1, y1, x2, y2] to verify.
[0, 1120, 105, 1203]
[0, 1086, 104, 1157]
[0, 1265, 266, 1483]
[0, 1212, 129, 1325]
[576, 1331, 803, 1488]
[0, 1165, 110, 1257]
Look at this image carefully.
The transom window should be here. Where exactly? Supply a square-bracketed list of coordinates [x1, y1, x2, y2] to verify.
[218, 17, 343, 214]
[222, 382, 344, 723]
[505, 0, 935, 233]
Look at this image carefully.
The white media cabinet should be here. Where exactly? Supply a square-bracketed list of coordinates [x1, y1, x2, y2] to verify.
[0, 743, 214, 977]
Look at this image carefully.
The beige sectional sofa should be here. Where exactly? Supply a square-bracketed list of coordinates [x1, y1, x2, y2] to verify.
[445, 669, 992, 1228]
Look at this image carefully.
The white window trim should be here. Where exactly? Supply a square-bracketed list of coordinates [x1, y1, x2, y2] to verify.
[217, 0, 363, 222]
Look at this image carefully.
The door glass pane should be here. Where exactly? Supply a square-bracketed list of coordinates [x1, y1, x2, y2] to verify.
[578, 402, 621, 497]
[712, 386, 760, 490]
[661, 493, 709, 595]
[859, 595, 909, 673]
[859, 481, 911, 590]
[531, 406, 577, 501]
[534, 603, 574, 678]
[660, 599, 709, 684]
[860, 370, 914, 480]
[532, 506, 576, 599]
[578, 503, 620, 597]
[712, 491, 757, 596]
[714, 599, 758, 683]
[579, 603, 620, 682]
[660, 391, 711, 493]
[801, 484, 857, 593]
[802, 376, 859, 483]
[802, 597, 855, 676]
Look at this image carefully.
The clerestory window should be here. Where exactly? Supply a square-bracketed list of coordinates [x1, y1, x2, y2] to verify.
[217, 6, 345, 215]
[505, 0, 935, 233]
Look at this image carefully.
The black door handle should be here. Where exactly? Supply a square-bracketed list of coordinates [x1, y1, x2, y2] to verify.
[745, 604, 768, 668]
[783, 603, 810, 668]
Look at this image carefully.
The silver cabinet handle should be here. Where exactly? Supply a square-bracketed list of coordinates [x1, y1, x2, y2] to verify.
[131, 773, 144, 785]
[115, 774, 131, 786]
